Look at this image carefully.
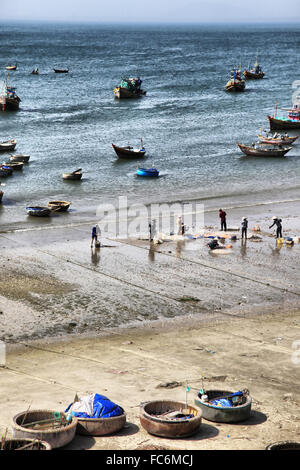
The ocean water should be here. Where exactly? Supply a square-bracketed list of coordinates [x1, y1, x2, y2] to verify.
[0, 22, 300, 230]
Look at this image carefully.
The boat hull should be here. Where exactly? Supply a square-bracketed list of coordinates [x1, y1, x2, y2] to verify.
[0, 140, 17, 152]
[4, 97, 20, 111]
[10, 154, 30, 163]
[237, 142, 291, 157]
[225, 80, 245, 92]
[257, 134, 298, 145]
[194, 390, 252, 423]
[140, 401, 201, 438]
[62, 172, 82, 180]
[268, 115, 300, 130]
[112, 144, 146, 159]
[136, 168, 159, 177]
[54, 69, 69, 73]
[114, 87, 146, 99]
[26, 206, 52, 217]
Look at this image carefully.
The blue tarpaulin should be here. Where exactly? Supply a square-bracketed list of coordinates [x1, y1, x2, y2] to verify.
[65, 393, 124, 419]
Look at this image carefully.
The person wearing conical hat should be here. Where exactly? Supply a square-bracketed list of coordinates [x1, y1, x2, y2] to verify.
[269, 216, 282, 238]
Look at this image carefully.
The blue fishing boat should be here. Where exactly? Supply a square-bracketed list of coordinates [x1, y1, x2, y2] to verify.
[136, 167, 159, 177]
[26, 206, 52, 217]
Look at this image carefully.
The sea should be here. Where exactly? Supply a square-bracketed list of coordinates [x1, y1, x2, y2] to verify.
[0, 21, 300, 232]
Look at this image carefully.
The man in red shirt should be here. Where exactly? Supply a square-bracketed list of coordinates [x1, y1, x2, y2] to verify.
[219, 209, 227, 231]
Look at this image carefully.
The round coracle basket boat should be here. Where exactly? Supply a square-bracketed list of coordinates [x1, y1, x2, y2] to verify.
[140, 400, 202, 438]
[266, 441, 300, 450]
[194, 389, 252, 423]
[2, 438, 52, 450]
[76, 412, 126, 436]
[12, 410, 77, 449]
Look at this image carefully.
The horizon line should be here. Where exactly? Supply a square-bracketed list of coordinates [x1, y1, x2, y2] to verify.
[0, 19, 299, 25]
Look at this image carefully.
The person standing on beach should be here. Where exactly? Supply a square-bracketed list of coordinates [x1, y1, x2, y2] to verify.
[149, 222, 153, 242]
[269, 217, 282, 238]
[91, 224, 101, 247]
[219, 209, 227, 231]
[241, 217, 248, 240]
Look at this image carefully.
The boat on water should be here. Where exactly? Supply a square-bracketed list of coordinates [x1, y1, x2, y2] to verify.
[5, 64, 17, 71]
[112, 139, 146, 159]
[225, 68, 245, 92]
[48, 201, 71, 212]
[0, 139, 17, 152]
[257, 130, 298, 145]
[2, 161, 23, 170]
[9, 154, 30, 163]
[0, 165, 13, 176]
[0, 75, 21, 111]
[54, 67, 69, 73]
[62, 168, 82, 180]
[194, 389, 252, 423]
[243, 60, 265, 79]
[136, 167, 159, 177]
[26, 206, 52, 217]
[268, 102, 300, 130]
[237, 141, 292, 157]
[31, 68, 39, 75]
[114, 76, 146, 99]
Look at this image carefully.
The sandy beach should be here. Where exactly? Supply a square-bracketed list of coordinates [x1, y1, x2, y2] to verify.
[1, 197, 300, 450]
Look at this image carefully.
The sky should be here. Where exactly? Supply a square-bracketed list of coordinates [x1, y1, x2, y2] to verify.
[1, 0, 300, 24]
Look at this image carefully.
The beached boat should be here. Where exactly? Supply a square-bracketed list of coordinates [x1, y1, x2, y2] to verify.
[31, 68, 39, 75]
[140, 400, 202, 438]
[0, 75, 21, 111]
[136, 167, 159, 177]
[10, 154, 30, 163]
[112, 139, 146, 159]
[26, 206, 52, 217]
[2, 161, 23, 170]
[48, 201, 71, 212]
[114, 76, 146, 99]
[237, 142, 292, 157]
[54, 68, 69, 73]
[243, 60, 265, 79]
[257, 131, 298, 145]
[62, 168, 82, 180]
[1, 438, 51, 451]
[268, 103, 300, 130]
[225, 68, 245, 92]
[77, 412, 126, 436]
[0, 139, 17, 152]
[194, 389, 252, 423]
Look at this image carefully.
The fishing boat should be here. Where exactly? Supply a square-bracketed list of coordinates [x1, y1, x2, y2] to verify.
[268, 102, 300, 130]
[10, 154, 30, 163]
[114, 76, 146, 99]
[257, 130, 298, 145]
[140, 400, 202, 438]
[237, 142, 292, 157]
[0, 139, 17, 152]
[26, 206, 52, 217]
[194, 389, 252, 423]
[0, 165, 13, 176]
[225, 68, 245, 92]
[243, 60, 265, 79]
[31, 68, 39, 75]
[136, 167, 159, 177]
[62, 168, 82, 180]
[0, 75, 21, 111]
[112, 139, 146, 159]
[48, 201, 71, 212]
[5, 64, 17, 71]
[53, 68, 69, 73]
[2, 161, 23, 170]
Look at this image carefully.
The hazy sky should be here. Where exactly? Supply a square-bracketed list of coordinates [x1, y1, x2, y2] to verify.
[1, 0, 300, 23]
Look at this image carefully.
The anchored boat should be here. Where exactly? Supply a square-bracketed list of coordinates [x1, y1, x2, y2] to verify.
[237, 141, 292, 157]
[112, 139, 146, 159]
[10, 154, 30, 163]
[268, 103, 300, 130]
[257, 130, 298, 145]
[0, 75, 21, 111]
[225, 68, 245, 92]
[114, 76, 146, 99]
[54, 67, 69, 73]
[243, 59, 265, 79]
[136, 167, 159, 177]
[48, 201, 71, 212]
[0, 139, 17, 152]
[62, 168, 82, 180]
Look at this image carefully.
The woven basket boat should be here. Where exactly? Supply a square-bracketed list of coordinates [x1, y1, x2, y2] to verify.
[76, 412, 126, 436]
[194, 389, 252, 423]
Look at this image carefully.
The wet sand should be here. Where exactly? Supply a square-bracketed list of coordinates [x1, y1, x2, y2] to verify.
[0, 197, 300, 449]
